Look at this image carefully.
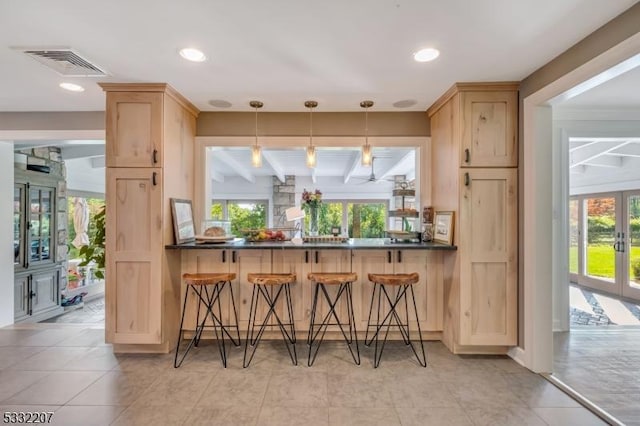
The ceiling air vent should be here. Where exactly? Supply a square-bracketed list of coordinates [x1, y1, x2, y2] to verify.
[19, 48, 107, 77]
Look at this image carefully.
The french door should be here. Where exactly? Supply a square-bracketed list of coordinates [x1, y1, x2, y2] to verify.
[570, 191, 640, 301]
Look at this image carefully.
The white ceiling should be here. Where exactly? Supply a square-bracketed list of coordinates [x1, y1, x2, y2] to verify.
[560, 64, 640, 109]
[207, 147, 415, 183]
[0, 0, 636, 112]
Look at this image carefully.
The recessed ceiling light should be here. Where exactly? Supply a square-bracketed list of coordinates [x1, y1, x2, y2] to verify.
[59, 82, 85, 92]
[179, 48, 206, 62]
[208, 99, 232, 108]
[393, 99, 418, 108]
[413, 48, 440, 63]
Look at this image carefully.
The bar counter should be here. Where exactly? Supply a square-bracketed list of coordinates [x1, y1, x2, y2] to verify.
[166, 238, 457, 250]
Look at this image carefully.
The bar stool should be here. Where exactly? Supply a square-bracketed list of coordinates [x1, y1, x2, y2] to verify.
[365, 273, 427, 368]
[307, 272, 360, 366]
[174, 272, 240, 368]
[243, 273, 297, 367]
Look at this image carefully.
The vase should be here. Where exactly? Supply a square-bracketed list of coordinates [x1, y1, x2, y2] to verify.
[308, 204, 319, 236]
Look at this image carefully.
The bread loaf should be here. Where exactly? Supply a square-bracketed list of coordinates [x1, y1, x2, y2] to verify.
[204, 226, 226, 237]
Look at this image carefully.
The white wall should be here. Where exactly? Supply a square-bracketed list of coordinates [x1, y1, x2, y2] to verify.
[0, 142, 14, 326]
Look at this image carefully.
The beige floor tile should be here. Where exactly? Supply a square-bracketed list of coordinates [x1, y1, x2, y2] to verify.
[327, 369, 394, 408]
[0, 370, 51, 401]
[184, 405, 261, 426]
[328, 407, 400, 426]
[396, 407, 472, 426]
[13, 329, 80, 347]
[387, 372, 458, 408]
[0, 346, 46, 369]
[8, 346, 91, 371]
[63, 346, 120, 371]
[257, 406, 328, 426]
[3, 371, 105, 405]
[49, 405, 125, 426]
[132, 370, 214, 408]
[197, 368, 269, 407]
[264, 371, 328, 407]
[0, 329, 43, 346]
[503, 373, 580, 408]
[54, 328, 109, 347]
[533, 407, 608, 426]
[67, 371, 158, 406]
[464, 406, 547, 426]
[111, 405, 192, 426]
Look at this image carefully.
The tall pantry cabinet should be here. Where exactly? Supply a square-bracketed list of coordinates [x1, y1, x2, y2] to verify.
[99, 83, 198, 352]
[427, 83, 518, 354]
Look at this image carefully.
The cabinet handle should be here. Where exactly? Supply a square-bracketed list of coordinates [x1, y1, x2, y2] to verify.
[464, 148, 470, 163]
[152, 172, 157, 186]
[222, 251, 226, 263]
[232, 250, 237, 263]
[387, 250, 392, 264]
[30, 290, 36, 298]
[152, 149, 158, 164]
[305, 251, 309, 264]
[397, 250, 402, 263]
[464, 172, 470, 186]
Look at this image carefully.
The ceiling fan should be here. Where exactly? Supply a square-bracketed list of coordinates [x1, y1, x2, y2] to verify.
[355, 156, 392, 184]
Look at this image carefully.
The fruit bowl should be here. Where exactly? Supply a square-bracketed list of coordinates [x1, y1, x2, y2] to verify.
[241, 227, 296, 242]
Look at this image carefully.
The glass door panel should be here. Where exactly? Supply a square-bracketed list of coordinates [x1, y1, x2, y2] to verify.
[579, 195, 621, 294]
[569, 198, 579, 275]
[14, 185, 24, 267]
[623, 192, 640, 300]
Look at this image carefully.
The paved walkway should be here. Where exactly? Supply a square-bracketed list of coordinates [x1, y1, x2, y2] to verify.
[569, 284, 640, 326]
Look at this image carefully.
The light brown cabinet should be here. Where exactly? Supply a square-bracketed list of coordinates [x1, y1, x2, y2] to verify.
[100, 83, 198, 352]
[428, 82, 518, 354]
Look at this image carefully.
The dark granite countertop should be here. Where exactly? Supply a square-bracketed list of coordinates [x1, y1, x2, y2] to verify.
[166, 238, 456, 250]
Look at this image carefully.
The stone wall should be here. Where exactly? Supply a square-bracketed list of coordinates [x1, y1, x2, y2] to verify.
[272, 175, 296, 227]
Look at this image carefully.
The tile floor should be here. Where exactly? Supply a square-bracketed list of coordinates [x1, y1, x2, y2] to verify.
[0, 324, 606, 426]
[42, 296, 105, 324]
[554, 326, 640, 426]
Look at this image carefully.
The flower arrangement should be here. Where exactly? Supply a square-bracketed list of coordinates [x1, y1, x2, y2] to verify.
[301, 188, 322, 208]
[67, 269, 84, 282]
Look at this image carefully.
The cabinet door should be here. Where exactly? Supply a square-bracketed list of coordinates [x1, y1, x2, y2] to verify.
[180, 250, 228, 332]
[106, 168, 163, 344]
[272, 250, 310, 330]
[460, 91, 517, 167]
[231, 249, 272, 330]
[351, 250, 394, 330]
[14, 184, 26, 269]
[459, 168, 517, 345]
[14, 275, 29, 321]
[105, 92, 163, 168]
[28, 186, 55, 266]
[30, 269, 60, 315]
[393, 250, 444, 332]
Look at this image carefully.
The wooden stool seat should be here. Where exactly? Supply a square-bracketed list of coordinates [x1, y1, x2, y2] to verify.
[247, 273, 296, 286]
[307, 272, 357, 285]
[367, 273, 419, 286]
[183, 273, 236, 286]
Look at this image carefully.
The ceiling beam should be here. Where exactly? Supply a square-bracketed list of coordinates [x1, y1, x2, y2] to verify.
[569, 140, 599, 152]
[377, 151, 415, 181]
[583, 155, 623, 168]
[262, 150, 285, 183]
[311, 167, 317, 184]
[214, 151, 255, 183]
[210, 169, 225, 183]
[570, 141, 631, 168]
[343, 151, 361, 184]
[90, 156, 105, 168]
[605, 143, 640, 158]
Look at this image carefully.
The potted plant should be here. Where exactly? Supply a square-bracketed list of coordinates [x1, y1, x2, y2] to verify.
[78, 206, 105, 279]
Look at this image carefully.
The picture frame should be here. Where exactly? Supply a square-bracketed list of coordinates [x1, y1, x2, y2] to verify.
[170, 198, 196, 244]
[433, 211, 454, 245]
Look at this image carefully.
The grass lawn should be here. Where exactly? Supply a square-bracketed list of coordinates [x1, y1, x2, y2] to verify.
[570, 245, 640, 279]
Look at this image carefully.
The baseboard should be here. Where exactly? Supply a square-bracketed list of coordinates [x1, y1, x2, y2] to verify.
[508, 346, 526, 367]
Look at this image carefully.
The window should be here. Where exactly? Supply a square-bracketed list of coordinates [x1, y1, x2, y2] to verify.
[305, 200, 387, 237]
[211, 200, 268, 236]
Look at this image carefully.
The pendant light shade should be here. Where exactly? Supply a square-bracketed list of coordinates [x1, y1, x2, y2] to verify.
[250, 100, 263, 168]
[360, 100, 374, 166]
[305, 100, 318, 169]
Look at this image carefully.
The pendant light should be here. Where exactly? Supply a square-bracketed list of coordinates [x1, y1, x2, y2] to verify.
[250, 100, 263, 167]
[360, 100, 374, 166]
[305, 100, 318, 168]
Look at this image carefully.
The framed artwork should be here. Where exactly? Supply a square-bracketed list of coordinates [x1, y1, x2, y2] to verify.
[170, 198, 196, 244]
[433, 211, 454, 245]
